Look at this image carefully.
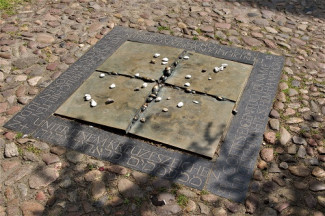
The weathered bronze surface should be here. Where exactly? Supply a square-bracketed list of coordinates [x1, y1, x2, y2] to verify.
[166, 52, 253, 101]
[129, 87, 235, 158]
[96, 41, 183, 80]
[55, 72, 154, 131]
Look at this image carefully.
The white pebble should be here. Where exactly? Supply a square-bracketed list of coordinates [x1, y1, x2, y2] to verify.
[208, 77, 212, 80]
[154, 53, 160, 58]
[221, 63, 228, 67]
[161, 62, 168, 65]
[162, 108, 168, 112]
[183, 55, 189, 60]
[142, 83, 148, 88]
[193, 100, 199, 104]
[90, 99, 97, 107]
[185, 75, 191, 79]
[214, 67, 220, 72]
[177, 102, 184, 108]
[219, 66, 224, 71]
[110, 83, 116, 89]
[155, 97, 162, 102]
[135, 73, 140, 77]
[167, 97, 171, 100]
[184, 82, 190, 87]
[162, 57, 168, 62]
[84, 94, 91, 101]
[99, 73, 105, 78]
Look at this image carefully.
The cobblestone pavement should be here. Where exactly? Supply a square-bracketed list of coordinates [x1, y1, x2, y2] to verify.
[0, 0, 325, 215]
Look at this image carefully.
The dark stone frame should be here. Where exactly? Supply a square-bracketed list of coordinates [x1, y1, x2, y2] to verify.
[4, 27, 284, 202]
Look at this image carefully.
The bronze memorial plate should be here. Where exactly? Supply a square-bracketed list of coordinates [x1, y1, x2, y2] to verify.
[5, 27, 285, 202]
[166, 52, 253, 101]
[55, 73, 155, 131]
[129, 87, 235, 158]
[55, 41, 248, 158]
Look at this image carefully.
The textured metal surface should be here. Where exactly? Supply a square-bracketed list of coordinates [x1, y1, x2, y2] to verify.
[129, 87, 235, 158]
[167, 52, 253, 101]
[96, 41, 183, 80]
[55, 72, 154, 131]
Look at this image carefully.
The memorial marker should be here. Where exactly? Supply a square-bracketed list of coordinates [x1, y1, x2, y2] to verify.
[5, 27, 284, 202]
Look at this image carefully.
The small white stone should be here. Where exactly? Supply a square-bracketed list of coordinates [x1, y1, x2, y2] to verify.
[185, 75, 191, 79]
[184, 82, 190, 87]
[84, 94, 91, 101]
[177, 102, 184, 108]
[221, 63, 228, 67]
[162, 57, 168, 62]
[183, 55, 189, 60]
[161, 62, 168, 65]
[154, 53, 160, 58]
[90, 99, 97, 107]
[135, 73, 140, 77]
[162, 108, 168, 112]
[167, 97, 171, 100]
[208, 77, 212, 80]
[219, 66, 224, 71]
[214, 67, 220, 72]
[142, 83, 148, 88]
[99, 73, 105, 78]
[109, 83, 116, 89]
[155, 97, 162, 102]
[193, 100, 199, 104]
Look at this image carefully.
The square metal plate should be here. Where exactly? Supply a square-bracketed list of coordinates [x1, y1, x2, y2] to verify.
[55, 72, 155, 131]
[96, 41, 184, 80]
[166, 52, 253, 101]
[129, 87, 235, 158]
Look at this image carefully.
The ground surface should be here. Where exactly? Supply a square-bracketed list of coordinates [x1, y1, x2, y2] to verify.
[0, 0, 325, 215]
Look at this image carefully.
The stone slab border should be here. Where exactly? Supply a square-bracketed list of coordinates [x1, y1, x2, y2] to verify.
[4, 26, 284, 202]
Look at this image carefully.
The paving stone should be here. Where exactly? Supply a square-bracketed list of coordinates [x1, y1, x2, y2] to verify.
[131, 171, 149, 184]
[156, 204, 182, 215]
[215, 23, 231, 29]
[292, 136, 307, 145]
[50, 146, 66, 156]
[264, 132, 276, 144]
[117, 178, 143, 198]
[288, 165, 310, 177]
[260, 148, 274, 162]
[224, 200, 240, 213]
[275, 202, 289, 212]
[201, 194, 219, 203]
[183, 199, 195, 212]
[212, 207, 227, 216]
[4, 142, 19, 158]
[198, 202, 210, 215]
[5, 164, 34, 186]
[17, 183, 28, 197]
[29, 167, 59, 189]
[36, 33, 55, 44]
[269, 119, 279, 130]
[305, 192, 317, 208]
[91, 181, 106, 200]
[21, 200, 44, 216]
[105, 165, 127, 175]
[317, 196, 325, 207]
[12, 56, 38, 69]
[280, 127, 291, 145]
[245, 195, 258, 214]
[1, 160, 20, 172]
[310, 181, 325, 192]
[107, 196, 123, 207]
[178, 189, 197, 198]
[242, 37, 263, 46]
[27, 76, 42, 86]
[297, 146, 306, 158]
[23, 151, 40, 162]
[84, 170, 103, 182]
[200, 25, 214, 33]
[41, 153, 60, 165]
